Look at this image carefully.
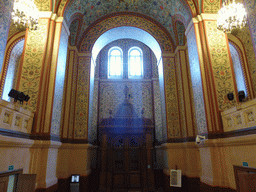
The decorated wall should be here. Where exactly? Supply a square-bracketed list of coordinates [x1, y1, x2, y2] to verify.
[204, 20, 236, 111]
[186, 25, 207, 134]
[97, 39, 165, 142]
[74, 56, 90, 139]
[69, 19, 79, 46]
[97, 39, 155, 119]
[51, 24, 69, 135]
[63, 0, 192, 47]
[163, 57, 181, 138]
[18, 19, 49, 112]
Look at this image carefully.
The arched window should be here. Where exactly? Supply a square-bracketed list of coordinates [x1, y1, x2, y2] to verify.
[108, 47, 123, 78]
[229, 42, 247, 97]
[2, 39, 24, 101]
[128, 47, 143, 78]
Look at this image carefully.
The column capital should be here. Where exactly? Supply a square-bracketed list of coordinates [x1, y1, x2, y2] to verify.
[162, 52, 174, 58]
[174, 44, 187, 55]
[186, 13, 219, 36]
[78, 52, 92, 57]
[55, 17, 70, 36]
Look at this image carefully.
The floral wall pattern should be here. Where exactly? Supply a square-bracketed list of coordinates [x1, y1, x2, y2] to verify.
[51, 25, 69, 135]
[99, 82, 153, 120]
[34, 0, 51, 11]
[204, 21, 236, 111]
[0, 0, 13, 71]
[202, 0, 220, 13]
[7, 24, 25, 40]
[163, 57, 180, 138]
[18, 19, 49, 112]
[79, 14, 174, 52]
[186, 26, 207, 134]
[74, 56, 90, 139]
[63, 0, 191, 44]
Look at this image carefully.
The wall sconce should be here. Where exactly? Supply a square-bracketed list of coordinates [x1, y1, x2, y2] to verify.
[8, 89, 30, 104]
[238, 90, 245, 102]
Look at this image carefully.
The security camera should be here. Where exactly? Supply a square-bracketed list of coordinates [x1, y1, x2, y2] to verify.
[196, 135, 206, 144]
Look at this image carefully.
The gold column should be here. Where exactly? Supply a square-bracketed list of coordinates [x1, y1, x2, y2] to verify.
[61, 46, 79, 140]
[74, 53, 91, 141]
[174, 45, 195, 138]
[33, 13, 57, 135]
[33, 15, 70, 137]
[162, 53, 181, 140]
[186, 14, 237, 135]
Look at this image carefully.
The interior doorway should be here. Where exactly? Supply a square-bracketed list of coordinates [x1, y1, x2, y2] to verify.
[98, 117, 155, 192]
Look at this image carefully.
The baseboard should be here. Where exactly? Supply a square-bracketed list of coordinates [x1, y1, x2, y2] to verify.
[200, 182, 236, 192]
[35, 183, 58, 192]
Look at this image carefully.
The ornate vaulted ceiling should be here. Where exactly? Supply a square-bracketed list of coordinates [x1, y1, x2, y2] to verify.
[63, 0, 192, 47]
[64, 0, 191, 26]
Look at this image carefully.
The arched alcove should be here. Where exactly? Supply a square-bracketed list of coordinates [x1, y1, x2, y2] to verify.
[0, 36, 25, 101]
[88, 26, 166, 145]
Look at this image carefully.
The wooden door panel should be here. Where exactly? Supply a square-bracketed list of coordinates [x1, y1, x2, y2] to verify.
[16, 174, 36, 192]
[0, 177, 8, 192]
[129, 174, 141, 188]
[129, 148, 140, 172]
[238, 173, 256, 192]
[113, 174, 125, 188]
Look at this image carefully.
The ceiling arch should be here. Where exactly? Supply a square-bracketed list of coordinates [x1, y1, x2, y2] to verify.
[79, 12, 174, 53]
[57, 0, 196, 42]
[91, 26, 162, 63]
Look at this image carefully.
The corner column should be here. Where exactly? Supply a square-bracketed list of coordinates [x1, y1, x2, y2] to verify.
[185, 14, 237, 135]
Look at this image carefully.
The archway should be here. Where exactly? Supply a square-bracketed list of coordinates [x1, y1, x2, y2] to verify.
[73, 12, 175, 144]
[88, 26, 164, 191]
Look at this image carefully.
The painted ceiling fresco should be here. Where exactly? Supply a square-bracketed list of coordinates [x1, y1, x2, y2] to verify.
[64, 0, 192, 47]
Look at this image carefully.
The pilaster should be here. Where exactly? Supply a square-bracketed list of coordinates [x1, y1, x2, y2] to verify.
[31, 14, 70, 137]
[162, 52, 181, 139]
[174, 45, 195, 138]
[73, 53, 91, 140]
[185, 14, 237, 135]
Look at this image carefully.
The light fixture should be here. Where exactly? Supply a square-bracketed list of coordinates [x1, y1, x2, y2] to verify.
[8, 89, 30, 104]
[11, 0, 39, 30]
[217, 0, 247, 33]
